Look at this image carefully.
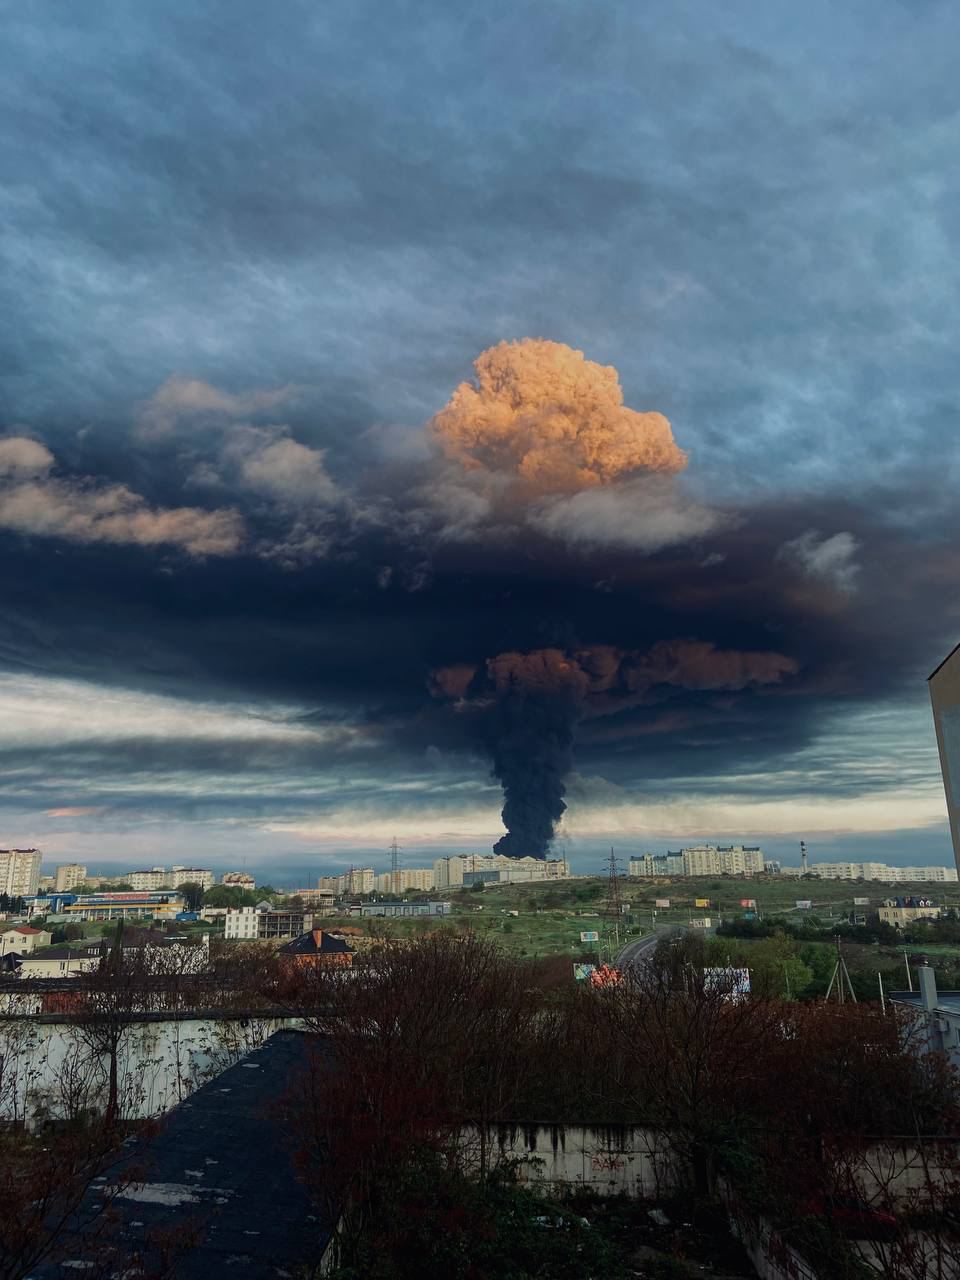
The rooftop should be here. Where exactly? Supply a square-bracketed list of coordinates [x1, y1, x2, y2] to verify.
[279, 928, 352, 956]
[889, 990, 960, 1017]
[36, 1030, 332, 1277]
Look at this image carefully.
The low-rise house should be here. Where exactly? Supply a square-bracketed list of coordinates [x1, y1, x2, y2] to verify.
[889, 966, 960, 1068]
[16, 944, 102, 978]
[0, 925, 52, 955]
[878, 896, 942, 929]
[12, 931, 210, 978]
[278, 928, 353, 968]
[359, 901, 452, 918]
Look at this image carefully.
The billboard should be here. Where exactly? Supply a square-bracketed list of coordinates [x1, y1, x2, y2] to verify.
[655, 898, 671, 909]
[795, 899, 813, 909]
[579, 930, 599, 943]
[703, 967, 751, 1002]
[853, 897, 870, 906]
[573, 963, 597, 981]
[739, 898, 756, 908]
[694, 898, 711, 908]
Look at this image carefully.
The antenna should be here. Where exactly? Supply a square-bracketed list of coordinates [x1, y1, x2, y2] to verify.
[389, 836, 401, 896]
[800, 840, 809, 877]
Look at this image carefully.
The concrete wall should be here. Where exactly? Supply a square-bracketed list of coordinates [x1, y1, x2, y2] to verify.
[0, 1013, 294, 1125]
[460, 1123, 679, 1198]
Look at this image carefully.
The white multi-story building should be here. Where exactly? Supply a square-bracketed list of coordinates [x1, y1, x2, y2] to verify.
[433, 855, 569, 889]
[0, 849, 42, 897]
[716, 846, 765, 875]
[681, 846, 721, 877]
[171, 867, 215, 891]
[224, 906, 259, 940]
[129, 868, 169, 890]
[221, 871, 256, 889]
[630, 847, 765, 878]
[223, 906, 315, 940]
[809, 862, 958, 884]
[316, 868, 376, 896]
[375, 868, 435, 894]
[54, 863, 87, 892]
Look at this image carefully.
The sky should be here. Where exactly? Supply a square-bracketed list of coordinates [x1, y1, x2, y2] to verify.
[2, 0, 959, 883]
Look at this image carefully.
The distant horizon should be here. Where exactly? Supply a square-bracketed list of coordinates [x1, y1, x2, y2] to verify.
[30, 824, 958, 890]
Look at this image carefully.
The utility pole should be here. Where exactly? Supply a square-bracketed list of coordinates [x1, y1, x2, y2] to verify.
[825, 935, 857, 1004]
[602, 847, 624, 960]
[389, 836, 401, 896]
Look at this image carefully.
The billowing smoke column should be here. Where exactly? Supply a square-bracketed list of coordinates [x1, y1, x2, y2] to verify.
[485, 650, 589, 857]
[432, 642, 798, 857]
[427, 338, 693, 856]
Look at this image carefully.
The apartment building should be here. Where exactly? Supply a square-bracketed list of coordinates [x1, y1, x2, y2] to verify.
[809, 863, 958, 883]
[0, 848, 42, 897]
[54, 863, 87, 892]
[223, 906, 316, 940]
[221, 871, 256, 889]
[129, 868, 169, 890]
[629, 854, 685, 877]
[629, 846, 765, 878]
[716, 846, 765, 874]
[433, 854, 569, 889]
[681, 846, 721, 877]
[171, 867, 215, 891]
[374, 868, 435, 894]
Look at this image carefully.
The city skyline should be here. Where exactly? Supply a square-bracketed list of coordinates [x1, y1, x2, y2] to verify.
[2, 3, 960, 873]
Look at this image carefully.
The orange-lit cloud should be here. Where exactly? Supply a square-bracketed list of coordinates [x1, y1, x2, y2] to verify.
[429, 338, 686, 494]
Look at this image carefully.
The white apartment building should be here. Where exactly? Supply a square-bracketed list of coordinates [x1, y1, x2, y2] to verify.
[629, 854, 685, 877]
[681, 846, 721, 877]
[129, 868, 169, 890]
[171, 867, 215, 891]
[316, 868, 376, 896]
[0, 848, 42, 897]
[716, 846, 765, 875]
[223, 906, 316, 940]
[629, 847, 764, 878]
[54, 863, 87, 892]
[221, 871, 256, 889]
[432, 855, 570, 889]
[224, 906, 259, 940]
[809, 862, 958, 884]
[375, 868, 435, 894]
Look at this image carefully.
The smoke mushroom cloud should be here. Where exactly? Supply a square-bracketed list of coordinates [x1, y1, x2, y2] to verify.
[1, 340, 945, 865]
[432, 642, 799, 857]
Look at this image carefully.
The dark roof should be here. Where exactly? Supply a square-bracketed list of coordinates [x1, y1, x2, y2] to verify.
[37, 1030, 332, 1277]
[279, 929, 352, 956]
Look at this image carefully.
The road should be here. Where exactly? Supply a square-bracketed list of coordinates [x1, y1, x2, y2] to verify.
[616, 928, 669, 971]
